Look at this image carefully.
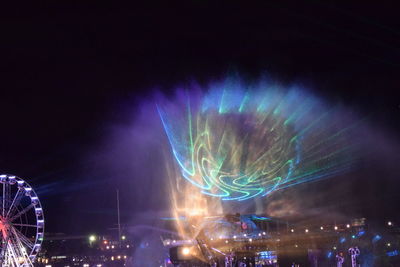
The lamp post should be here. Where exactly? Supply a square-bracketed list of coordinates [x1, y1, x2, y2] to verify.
[336, 253, 344, 267]
[117, 189, 121, 247]
[348, 247, 360, 267]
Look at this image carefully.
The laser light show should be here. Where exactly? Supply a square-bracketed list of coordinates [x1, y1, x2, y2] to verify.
[158, 77, 361, 202]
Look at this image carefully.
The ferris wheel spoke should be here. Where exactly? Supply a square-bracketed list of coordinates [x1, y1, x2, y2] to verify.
[9, 203, 34, 223]
[2, 182, 9, 217]
[2, 183, 5, 217]
[12, 223, 38, 228]
[5, 188, 23, 219]
[11, 227, 34, 250]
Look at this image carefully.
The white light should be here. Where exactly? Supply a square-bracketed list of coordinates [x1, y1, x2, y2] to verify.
[334, 226, 338, 230]
[387, 243, 391, 247]
[244, 234, 247, 237]
[388, 221, 393, 226]
[126, 245, 130, 248]
[262, 232, 266, 235]
[346, 224, 350, 228]
[320, 226, 324, 230]
[182, 247, 190, 255]
[333, 246, 337, 250]
[233, 235, 237, 239]
[111, 245, 115, 249]
[0, 175, 7, 178]
[122, 235, 126, 240]
[291, 229, 294, 233]
[305, 229, 309, 233]
[248, 238, 252, 242]
[225, 240, 228, 243]
[258, 233, 262, 236]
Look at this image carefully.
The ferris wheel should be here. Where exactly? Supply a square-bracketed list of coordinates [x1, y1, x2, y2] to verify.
[0, 174, 44, 267]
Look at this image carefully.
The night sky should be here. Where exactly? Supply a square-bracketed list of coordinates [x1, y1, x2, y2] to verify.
[1, 2, 400, 235]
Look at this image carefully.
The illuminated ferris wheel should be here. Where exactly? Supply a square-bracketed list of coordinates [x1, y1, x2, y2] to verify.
[0, 174, 44, 267]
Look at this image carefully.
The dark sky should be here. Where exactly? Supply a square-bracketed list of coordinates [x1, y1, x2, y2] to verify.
[1, 1, 400, 234]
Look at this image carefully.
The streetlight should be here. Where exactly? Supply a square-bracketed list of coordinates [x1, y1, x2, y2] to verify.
[89, 235, 96, 243]
[182, 247, 190, 255]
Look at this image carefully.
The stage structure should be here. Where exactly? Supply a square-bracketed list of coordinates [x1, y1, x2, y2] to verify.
[0, 174, 44, 267]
